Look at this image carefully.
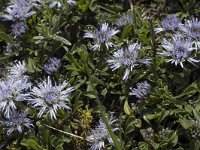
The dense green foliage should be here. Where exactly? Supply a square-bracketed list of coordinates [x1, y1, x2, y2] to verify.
[0, 0, 200, 149]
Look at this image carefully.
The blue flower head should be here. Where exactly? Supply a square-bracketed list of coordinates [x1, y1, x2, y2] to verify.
[44, 57, 61, 75]
[0, 78, 31, 118]
[159, 34, 199, 68]
[130, 81, 151, 99]
[11, 22, 27, 38]
[107, 43, 151, 81]
[86, 115, 118, 150]
[3, 0, 35, 22]
[28, 76, 74, 120]
[84, 23, 120, 50]
[162, 14, 180, 31]
[155, 14, 181, 33]
[0, 109, 33, 135]
[179, 17, 200, 39]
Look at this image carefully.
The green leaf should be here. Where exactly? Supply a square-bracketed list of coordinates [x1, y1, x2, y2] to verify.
[91, 75, 105, 86]
[55, 139, 64, 147]
[195, 104, 200, 112]
[0, 32, 12, 42]
[53, 35, 71, 45]
[159, 110, 169, 123]
[55, 145, 64, 150]
[67, 66, 82, 71]
[83, 91, 96, 99]
[121, 24, 133, 39]
[125, 116, 135, 134]
[184, 104, 193, 113]
[133, 119, 142, 128]
[179, 118, 192, 129]
[124, 100, 132, 115]
[190, 140, 200, 150]
[146, 113, 159, 120]
[175, 83, 199, 98]
[50, 135, 57, 146]
[101, 88, 107, 96]
[21, 139, 41, 150]
[193, 108, 200, 122]
[33, 36, 46, 40]
[143, 115, 150, 124]
[150, 140, 159, 149]
[27, 58, 36, 73]
[168, 131, 178, 146]
[66, 53, 82, 70]
[138, 142, 149, 150]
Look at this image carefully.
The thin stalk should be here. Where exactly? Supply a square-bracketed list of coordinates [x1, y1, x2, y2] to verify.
[99, 5, 116, 14]
[45, 124, 86, 140]
[150, 20, 159, 80]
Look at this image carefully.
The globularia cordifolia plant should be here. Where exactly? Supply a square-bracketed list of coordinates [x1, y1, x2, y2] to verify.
[0, 0, 200, 149]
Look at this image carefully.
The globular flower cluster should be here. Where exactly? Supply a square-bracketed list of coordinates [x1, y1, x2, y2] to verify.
[44, 57, 61, 75]
[0, 61, 31, 118]
[28, 76, 74, 120]
[0, 109, 33, 135]
[3, 0, 35, 37]
[159, 34, 199, 68]
[130, 81, 151, 99]
[86, 116, 118, 150]
[84, 23, 120, 50]
[107, 43, 151, 80]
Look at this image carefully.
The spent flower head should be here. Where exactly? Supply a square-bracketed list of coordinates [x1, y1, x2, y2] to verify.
[86, 115, 118, 150]
[130, 81, 151, 99]
[159, 128, 171, 139]
[84, 23, 120, 50]
[28, 76, 74, 120]
[107, 43, 151, 80]
[0, 109, 33, 135]
[143, 127, 154, 141]
[159, 34, 199, 68]
[115, 13, 134, 27]
[190, 119, 200, 138]
[44, 57, 61, 75]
